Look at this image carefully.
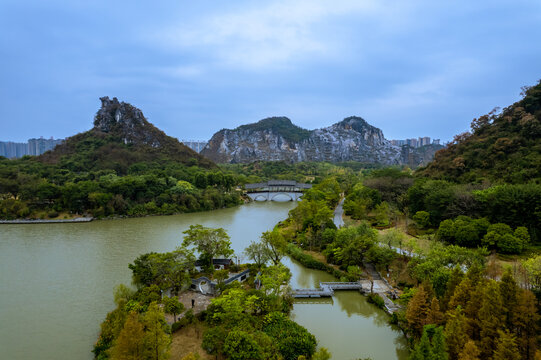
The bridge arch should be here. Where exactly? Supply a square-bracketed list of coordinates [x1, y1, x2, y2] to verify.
[253, 194, 268, 201]
[271, 192, 294, 202]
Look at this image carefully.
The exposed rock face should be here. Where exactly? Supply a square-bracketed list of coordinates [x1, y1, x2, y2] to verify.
[201, 116, 403, 165]
[93, 96, 162, 147]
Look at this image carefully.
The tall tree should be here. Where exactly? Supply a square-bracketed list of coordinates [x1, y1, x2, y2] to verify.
[410, 328, 432, 360]
[499, 268, 519, 329]
[142, 302, 171, 360]
[478, 282, 504, 359]
[512, 289, 539, 360]
[431, 326, 449, 360]
[110, 312, 145, 360]
[457, 340, 480, 360]
[444, 307, 469, 360]
[406, 285, 431, 339]
[492, 330, 520, 360]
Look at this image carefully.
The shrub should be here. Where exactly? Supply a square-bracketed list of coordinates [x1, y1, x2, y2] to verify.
[171, 317, 190, 333]
[366, 293, 385, 309]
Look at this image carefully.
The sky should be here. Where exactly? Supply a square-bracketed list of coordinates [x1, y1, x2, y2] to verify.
[1, 0, 540, 143]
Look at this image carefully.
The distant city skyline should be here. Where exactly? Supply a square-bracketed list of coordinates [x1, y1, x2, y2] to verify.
[1, 1, 540, 143]
[0, 137, 64, 158]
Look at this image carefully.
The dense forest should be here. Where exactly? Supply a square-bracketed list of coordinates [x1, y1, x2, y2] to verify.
[419, 80, 541, 184]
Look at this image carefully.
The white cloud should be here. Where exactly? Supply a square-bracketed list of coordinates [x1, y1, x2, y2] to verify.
[154, 0, 386, 70]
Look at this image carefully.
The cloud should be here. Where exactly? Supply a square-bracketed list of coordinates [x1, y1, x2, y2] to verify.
[152, 0, 385, 70]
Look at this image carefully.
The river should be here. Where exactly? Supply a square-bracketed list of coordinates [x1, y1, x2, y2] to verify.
[0, 202, 407, 360]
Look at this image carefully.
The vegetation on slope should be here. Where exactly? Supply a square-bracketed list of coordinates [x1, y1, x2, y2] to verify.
[235, 117, 312, 144]
[419, 80, 541, 184]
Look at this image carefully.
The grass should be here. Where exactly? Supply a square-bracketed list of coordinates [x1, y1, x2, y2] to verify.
[170, 323, 212, 360]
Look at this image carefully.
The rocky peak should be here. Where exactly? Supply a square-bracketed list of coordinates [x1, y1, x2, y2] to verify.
[94, 96, 145, 134]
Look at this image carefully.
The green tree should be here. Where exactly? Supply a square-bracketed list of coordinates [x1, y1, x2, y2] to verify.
[410, 328, 432, 360]
[431, 326, 448, 360]
[244, 241, 271, 268]
[478, 282, 504, 358]
[444, 307, 469, 360]
[110, 312, 145, 360]
[312, 347, 332, 360]
[223, 330, 263, 360]
[182, 225, 233, 270]
[202, 326, 227, 359]
[512, 289, 539, 360]
[162, 296, 184, 322]
[261, 229, 287, 265]
[492, 330, 520, 360]
[413, 211, 430, 229]
[142, 302, 171, 360]
[457, 340, 480, 360]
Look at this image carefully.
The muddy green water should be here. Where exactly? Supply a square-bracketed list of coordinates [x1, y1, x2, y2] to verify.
[0, 202, 407, 360]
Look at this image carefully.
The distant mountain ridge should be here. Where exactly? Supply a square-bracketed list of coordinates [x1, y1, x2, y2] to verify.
[39, 97, 215, 173]
[201, 115, 439, 166]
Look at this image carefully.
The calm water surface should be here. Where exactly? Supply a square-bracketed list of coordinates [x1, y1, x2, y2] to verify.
[0, 202, 407, 360]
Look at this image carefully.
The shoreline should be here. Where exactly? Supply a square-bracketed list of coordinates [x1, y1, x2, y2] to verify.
[0, 217, 94, 224]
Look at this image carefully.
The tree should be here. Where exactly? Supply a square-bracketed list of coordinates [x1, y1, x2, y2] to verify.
[492, 330, 520, 360]
[312, 347, 332, 360]
[444, 307, 469, 360]
[427, 297, 444, 326]
[431, 326, 448, 360]
[458, 340, 480, 360]
[413, 211, 430, 229]
[512, 289, 539, 360]
[182, 225, 233, 270]
[163, 296, 184, 322]
[142, 302, 171, 360]
[410, 328, 432, 360]
[406, 285, 430, 339]
[478, 282, 504, 358]
[260, 264, 291, 297]
[244, 241, 271, 268]
[522, 254, 541, 290]
[499, 269, 518, 328]
[223, 330, 263, 360]
[110, 312, 145, 360]
[202, 326, 227, 359]
[261, 229, 287, 265]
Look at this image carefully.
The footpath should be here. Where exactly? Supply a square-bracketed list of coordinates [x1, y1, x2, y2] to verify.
[332, 198, 402, 314]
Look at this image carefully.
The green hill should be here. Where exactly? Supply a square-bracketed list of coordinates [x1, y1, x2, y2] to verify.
[0, 97, 241, 220]
[38, 96, 215, 174]
[418, 81, 541, 184]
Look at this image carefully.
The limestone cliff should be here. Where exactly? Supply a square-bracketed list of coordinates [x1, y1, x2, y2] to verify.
[201, 116, 403, 165]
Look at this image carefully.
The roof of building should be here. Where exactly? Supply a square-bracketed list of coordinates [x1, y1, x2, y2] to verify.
[245, 180, 312, 189]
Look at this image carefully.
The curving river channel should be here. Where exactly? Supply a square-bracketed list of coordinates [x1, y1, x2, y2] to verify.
[0, 202, 408, 360]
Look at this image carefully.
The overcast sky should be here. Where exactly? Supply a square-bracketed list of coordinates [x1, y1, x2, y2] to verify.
[1, 0, 540, 143]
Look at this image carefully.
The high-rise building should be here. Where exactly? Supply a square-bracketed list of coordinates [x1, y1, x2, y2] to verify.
[419, 137, 431, 147]
[0, 137, 63, 158]
[433, 139, 440, 145]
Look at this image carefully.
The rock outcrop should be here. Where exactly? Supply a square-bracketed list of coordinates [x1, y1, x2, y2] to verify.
[39, 97, 215, 172]
[201, 116, 403, 165]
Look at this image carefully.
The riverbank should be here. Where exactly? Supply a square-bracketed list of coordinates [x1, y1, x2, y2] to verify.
[0, 217, 94, 224]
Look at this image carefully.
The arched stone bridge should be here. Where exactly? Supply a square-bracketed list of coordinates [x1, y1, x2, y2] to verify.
[245, 180, 312, 202]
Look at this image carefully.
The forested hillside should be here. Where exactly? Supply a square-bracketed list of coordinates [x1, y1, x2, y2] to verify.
[419, 81, 541, 183]
[0, 97, 240, 220]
